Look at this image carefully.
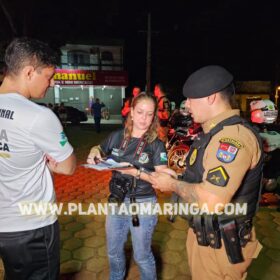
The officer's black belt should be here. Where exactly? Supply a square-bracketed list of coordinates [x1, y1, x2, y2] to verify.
[189, 215, 253, 264]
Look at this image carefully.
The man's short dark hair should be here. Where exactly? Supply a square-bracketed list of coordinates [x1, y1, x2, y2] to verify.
[4, 37, 58, 75]
[219, 83, 235, 102]
[219, 83, 238, 108]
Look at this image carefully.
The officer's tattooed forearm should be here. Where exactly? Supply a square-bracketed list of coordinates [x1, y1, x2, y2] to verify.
[173, 181, 198, 203]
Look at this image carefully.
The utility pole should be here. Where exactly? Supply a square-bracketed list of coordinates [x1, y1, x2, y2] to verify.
[139, 13, 158, 94]
[146, 13, 151, 94]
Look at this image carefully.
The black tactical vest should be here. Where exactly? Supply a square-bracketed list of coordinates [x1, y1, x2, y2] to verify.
[183, 115, 264, 223]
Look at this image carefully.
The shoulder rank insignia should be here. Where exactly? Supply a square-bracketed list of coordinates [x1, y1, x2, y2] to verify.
[189, 148, 197, 166]
[216, 137, 242, 163]
[206, 166, 229, 187]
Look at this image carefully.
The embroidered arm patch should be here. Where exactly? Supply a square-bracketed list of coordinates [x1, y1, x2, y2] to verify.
[216, 137, 242, 163]
[206, 166, 229, 187]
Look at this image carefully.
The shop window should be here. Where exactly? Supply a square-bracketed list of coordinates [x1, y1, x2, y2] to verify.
[101, 51, 113, 61]
[67, 50, 90, 65]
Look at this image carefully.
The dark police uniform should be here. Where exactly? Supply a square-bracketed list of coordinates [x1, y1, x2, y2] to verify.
[100, 129, 168, 198]
[181, 66, 264, 279]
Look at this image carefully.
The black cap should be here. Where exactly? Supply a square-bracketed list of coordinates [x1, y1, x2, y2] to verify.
[183, 65, 234, 99]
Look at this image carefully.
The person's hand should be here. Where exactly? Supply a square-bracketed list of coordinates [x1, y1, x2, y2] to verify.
[87, 146, 102, 164]
[46, 154, 57, 171]
[149, 172, 177, 192]
[159, 167, 178, 179]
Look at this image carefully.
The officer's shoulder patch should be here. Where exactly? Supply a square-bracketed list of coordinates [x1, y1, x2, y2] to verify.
[206, 166, 229, 187]
[216, 137, 242, 163]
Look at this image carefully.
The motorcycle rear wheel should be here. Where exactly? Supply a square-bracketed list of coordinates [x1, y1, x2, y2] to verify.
[168, 144, 190, 175]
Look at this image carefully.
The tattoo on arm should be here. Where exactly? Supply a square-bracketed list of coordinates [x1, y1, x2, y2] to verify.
[172, 181, 198, 204]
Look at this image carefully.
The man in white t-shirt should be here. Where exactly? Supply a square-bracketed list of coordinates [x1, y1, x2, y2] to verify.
[0, 38, 76, 280]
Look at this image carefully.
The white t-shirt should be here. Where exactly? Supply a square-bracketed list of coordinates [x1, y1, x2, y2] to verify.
[0, 93, 73, 232]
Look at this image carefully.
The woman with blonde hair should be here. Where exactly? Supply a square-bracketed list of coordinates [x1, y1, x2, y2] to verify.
[87, 93, 172, 280]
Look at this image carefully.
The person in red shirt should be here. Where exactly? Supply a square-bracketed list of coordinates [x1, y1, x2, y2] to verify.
[121, 86, 141, 124]
[154, 83, 171, 142]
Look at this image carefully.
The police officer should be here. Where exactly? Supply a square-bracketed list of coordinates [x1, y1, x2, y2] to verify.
[149, 65, 264, 280]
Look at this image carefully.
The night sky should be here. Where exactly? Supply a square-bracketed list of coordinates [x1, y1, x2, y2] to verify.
[1, 0, 280, 100]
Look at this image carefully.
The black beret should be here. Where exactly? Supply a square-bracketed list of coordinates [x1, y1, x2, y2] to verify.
[183, 65, 233, 99]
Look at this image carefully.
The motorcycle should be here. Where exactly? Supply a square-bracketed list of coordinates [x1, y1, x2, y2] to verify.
[258, 125, 280, 194]
[249, 99, 280, 207]
[166, 110, 201, 174]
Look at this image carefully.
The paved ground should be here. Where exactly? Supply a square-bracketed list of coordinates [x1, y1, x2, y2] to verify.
[1, 124, 280, 280]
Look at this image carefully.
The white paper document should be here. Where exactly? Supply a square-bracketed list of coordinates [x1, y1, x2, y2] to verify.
[82, 158, 132, 171]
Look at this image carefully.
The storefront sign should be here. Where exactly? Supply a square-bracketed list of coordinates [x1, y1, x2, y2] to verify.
[54, 69, 128, 86]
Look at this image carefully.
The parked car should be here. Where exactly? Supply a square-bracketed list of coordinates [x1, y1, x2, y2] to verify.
[66, 106, 88, 124]
[35, 103, 88, 124]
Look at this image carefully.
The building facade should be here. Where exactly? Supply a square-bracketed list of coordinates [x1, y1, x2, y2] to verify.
[40, 42, 128, 120]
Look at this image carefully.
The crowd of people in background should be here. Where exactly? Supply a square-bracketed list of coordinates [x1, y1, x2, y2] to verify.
[43, 83, 179, 136]
[121, 83, 181, 143]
